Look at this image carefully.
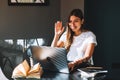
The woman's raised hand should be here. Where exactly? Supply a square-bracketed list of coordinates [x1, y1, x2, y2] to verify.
[54, 21, 65, 36]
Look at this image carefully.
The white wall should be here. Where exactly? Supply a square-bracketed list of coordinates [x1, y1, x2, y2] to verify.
[0, 0, 60, 40]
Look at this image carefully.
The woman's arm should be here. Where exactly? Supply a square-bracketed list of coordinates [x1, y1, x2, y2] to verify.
[51, 36, 65, 47]
[82, 43, 95, 61]
[77, 43, 95, 63]
[68, 43, 95, 71]
[51, 21, 64, 47]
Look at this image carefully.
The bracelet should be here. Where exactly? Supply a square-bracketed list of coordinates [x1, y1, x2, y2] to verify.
[82, 58, 87, 63]
[73, 60, 81, 66]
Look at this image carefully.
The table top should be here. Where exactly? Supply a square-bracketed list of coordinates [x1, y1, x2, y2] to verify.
[13, 71, 107, 80]
[40, 71, 107, 80]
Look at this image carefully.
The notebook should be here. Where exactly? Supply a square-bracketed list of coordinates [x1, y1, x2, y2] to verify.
[30, 46, 70, 73]
[77, 67, 108, 78]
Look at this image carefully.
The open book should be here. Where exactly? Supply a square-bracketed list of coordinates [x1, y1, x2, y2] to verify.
[77, 67, 108, 78]
[12, 60, 43, 79]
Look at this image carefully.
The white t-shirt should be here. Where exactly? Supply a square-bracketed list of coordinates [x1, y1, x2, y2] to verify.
[59, 31, 97, 65]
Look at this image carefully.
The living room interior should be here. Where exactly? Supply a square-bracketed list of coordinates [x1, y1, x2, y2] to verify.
[0, 0, 120, 80]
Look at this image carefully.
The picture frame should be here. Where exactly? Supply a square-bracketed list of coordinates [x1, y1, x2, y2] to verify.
[8, 0, 49, 6]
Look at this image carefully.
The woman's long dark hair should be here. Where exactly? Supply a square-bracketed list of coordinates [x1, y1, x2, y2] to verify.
[65, 9, 84, 51]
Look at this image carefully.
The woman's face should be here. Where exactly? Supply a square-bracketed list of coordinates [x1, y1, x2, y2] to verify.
[68, 15, 84, 33]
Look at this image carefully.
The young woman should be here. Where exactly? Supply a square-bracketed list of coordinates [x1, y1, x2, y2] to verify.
[51, 9, 97, 71]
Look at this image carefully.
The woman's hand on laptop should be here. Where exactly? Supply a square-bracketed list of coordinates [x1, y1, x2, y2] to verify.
[68, 60, 83, 71]
[68, 62, 76, 71]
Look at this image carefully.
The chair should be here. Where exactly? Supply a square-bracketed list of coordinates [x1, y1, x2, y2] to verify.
[0, 67, 8, 80]
[0, 48, 23, 79]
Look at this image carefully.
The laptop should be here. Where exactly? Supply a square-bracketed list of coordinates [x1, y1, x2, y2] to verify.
[28, 46, 70, 73]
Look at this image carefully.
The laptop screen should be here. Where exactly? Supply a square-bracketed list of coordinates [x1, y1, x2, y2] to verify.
[30, 46, 69, 73]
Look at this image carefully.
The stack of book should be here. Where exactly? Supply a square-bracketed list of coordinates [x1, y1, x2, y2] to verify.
[77, 67, 108, 78]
